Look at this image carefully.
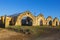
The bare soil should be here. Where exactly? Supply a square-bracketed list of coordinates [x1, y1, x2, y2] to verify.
[0, 28, 60, 40]
[0, 28, 34, 40]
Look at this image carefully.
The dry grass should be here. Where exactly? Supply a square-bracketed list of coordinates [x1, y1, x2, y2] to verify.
[0, 28, 32, 40]
[0, 26, 60, 40]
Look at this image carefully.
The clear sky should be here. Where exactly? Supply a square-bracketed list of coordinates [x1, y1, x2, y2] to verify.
[0, 0, 60, 19]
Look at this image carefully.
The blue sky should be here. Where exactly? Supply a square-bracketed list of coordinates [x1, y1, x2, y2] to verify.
[0, 0, 60, 19]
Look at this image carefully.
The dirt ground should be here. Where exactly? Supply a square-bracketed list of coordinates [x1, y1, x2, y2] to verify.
[0, 28, 60, 40]
[0, 28, 29, 40]
[35, 30, 60, 40]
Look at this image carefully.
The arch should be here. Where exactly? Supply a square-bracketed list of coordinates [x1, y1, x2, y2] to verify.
[49, 20, 52, 26]
[15, 11, 35, 26]
[37, 13, 44, 18]
[37, 13, 46, 26]
[46, 16, 52, 26]
[40, 19, 43, 26]
[37, 14, 45, 26]
[56, 21, 58, 26]
[21, 16, 33, 26]
[53, 17, 59, 26]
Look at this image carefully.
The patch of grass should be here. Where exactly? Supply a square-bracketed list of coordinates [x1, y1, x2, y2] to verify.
[6, 25, 60, 38]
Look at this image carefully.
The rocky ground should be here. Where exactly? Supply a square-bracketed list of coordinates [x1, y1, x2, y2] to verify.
[0, 27, 60, 40]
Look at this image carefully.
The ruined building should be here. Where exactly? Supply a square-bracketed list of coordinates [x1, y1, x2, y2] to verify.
[0, 11, 60, 28]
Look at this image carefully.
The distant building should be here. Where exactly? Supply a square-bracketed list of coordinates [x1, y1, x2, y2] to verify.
[0, 11, 60, 28]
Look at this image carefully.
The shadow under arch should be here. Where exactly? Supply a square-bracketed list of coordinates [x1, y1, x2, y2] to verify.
[40, 19, 43, 26]
[49, 20, 52, 26]
[56, 21, 58, 26]
[21, 16, 33, 26]
[0, 20, 5, 28]
[9, 18, 15, 26]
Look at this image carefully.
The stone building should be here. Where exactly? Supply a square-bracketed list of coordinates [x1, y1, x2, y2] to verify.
[0, 11, 60, 28]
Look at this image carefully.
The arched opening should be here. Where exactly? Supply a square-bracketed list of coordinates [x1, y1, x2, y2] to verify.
[0, 20, 5, 28]
[9, 21, 13, 26]
[9, 19, 15, 26]
[49, 20, 52, 26]
[0, 20, 3, 27]
[56, 21, 58, 26]
[21, 16, 33, 26]
[40, 20, 43, 26]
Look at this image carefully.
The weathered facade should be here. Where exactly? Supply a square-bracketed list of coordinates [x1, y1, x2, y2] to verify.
[0, 11, 60, 28]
